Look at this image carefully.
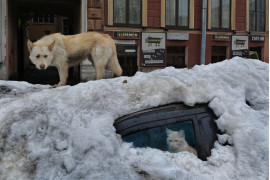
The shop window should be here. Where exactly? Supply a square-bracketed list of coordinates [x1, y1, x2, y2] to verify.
[211, 46, 227, 63]
[166, 0, 189, 28]
[33, 15, 54, 24]
[167, 46, 186, 68]
[211, 0, 230, 29]
[113, 0, 141, 26]
[249, 0, 265, 32]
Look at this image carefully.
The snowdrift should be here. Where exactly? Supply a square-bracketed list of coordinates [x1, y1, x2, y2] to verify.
[0, 57, 268, 180]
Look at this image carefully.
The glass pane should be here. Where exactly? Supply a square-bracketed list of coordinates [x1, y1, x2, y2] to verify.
[129, 0, 141, 24]
[257, 0, 265, 13]
[123, 121, 197, 155]
[178, 0, 189, 26]
[166, 0, 176, 26]
[222, 0, 230, 28]
[249, 11, 256, 31]
[50, 16, 54, 23]
[211, 0, 220, 28]
[114, 0, 126, 24]
[257, 12, 265, 31]
[249, 0, 256, 11]
[44, 15, 49, 23]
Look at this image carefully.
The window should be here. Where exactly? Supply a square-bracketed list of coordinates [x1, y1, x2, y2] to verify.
[211, 46, 227, 63]
[166, 0, 189, 27]
[114, 0, 141, 25]
[249, 0, 265, 32]
[124, 121, 197, 154]
[211, 0, 230, 29]
[33, 15, 54, 24]
[114, 103, 219, 160]
[167, 46, 186, 68]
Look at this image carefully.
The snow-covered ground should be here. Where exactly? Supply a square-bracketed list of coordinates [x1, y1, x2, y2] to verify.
[0, 57, 268, 180]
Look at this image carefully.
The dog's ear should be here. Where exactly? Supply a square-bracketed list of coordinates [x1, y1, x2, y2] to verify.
[48, 40, 55, 51]
[27, 39, 34, 52]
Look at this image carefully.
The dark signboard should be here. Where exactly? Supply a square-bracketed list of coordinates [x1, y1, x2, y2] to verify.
[249, 36, 265, 42]
[232, 49, 249, 58]
[141, 33, 166, 66]
[212, 35, 231, 41]
[113, 31, 140, 39]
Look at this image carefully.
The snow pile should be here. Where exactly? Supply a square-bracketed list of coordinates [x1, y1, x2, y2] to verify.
[0, 57, 268, 180]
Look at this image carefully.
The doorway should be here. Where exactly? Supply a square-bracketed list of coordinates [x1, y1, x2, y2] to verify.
[117, 45, 138, 76]
[7, 0, 82, 85]
[249, 47, 262, 60]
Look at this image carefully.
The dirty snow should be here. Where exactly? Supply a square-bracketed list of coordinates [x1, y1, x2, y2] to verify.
[0, 57, 268, 180]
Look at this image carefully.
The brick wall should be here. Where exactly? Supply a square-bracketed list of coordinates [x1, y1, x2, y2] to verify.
[147, 0, 161, 27]
[194, 0, 202, 29]
[235, 0, 246, 31]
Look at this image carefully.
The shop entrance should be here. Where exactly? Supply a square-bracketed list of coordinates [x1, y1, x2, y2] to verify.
[7, 0, 82, 85]
[117, 45, 138, 76]
[249, 47, 262, 60]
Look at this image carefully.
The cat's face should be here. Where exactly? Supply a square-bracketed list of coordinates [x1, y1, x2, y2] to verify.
[166, 128, 185, 151]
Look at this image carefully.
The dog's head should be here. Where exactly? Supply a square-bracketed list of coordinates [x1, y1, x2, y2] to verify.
[27, 39, 55, 70]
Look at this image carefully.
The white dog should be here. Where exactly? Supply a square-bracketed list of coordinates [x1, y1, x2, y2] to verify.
[27, 32, 122, 87]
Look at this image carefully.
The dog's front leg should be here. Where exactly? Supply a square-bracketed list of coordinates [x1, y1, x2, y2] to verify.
[51, 65, 69, 88]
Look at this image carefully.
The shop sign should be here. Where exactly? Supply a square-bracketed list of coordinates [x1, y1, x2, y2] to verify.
[212, 35, 231, 41]
[232, 49, 249, 58]
[249, 36, 265, 42]
[232, 36, 248, 50]
[141, 33, 166, 66]
[113, 31, 140, 40]
[114, 40, 136, 45]
[167, 33, 189, 40]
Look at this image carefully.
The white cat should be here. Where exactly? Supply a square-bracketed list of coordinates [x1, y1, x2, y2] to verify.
[166, 128, 198, 156]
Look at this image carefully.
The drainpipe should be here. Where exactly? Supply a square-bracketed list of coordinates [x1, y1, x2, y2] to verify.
[200, 0, 207, 65]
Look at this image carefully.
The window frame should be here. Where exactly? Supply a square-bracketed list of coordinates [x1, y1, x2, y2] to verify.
[165, 0, 190, 29]
[211, 0, 231, 30]
[249, 0, 266, 32]
[167, 46, 186, 68]
[32, 15, 55, 24]
[211, 46, 228, 63]
[113, 0, 142, 27]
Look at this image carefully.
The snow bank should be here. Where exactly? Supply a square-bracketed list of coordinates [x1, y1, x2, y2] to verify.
[0, 57, 268, 180]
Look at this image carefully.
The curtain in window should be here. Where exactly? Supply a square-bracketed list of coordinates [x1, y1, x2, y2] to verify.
[249, 0, 256, 31]
[114, 0, 126, 24]
[129, 0, 141, 24]
[256, 0, 265, 31]
[178, 0, 188, 26]
[211, 0, 220, 28]
[221, 0, 230, 28]
[166, 0, 176, 26]
[249, 0, 265, 31]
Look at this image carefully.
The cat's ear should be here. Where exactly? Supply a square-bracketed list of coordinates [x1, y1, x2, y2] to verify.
[166, 128, 173, 135]
[178, 130, 185, 138]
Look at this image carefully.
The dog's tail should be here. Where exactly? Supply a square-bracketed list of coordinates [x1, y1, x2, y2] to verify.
[107, 53, 122, 77]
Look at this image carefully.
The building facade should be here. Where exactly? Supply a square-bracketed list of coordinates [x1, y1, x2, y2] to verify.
[102, 0, 269, 77]
[0, 0, 269, 83]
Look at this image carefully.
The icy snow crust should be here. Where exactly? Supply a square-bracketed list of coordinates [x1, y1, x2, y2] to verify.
[0, 57, 268, 180]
